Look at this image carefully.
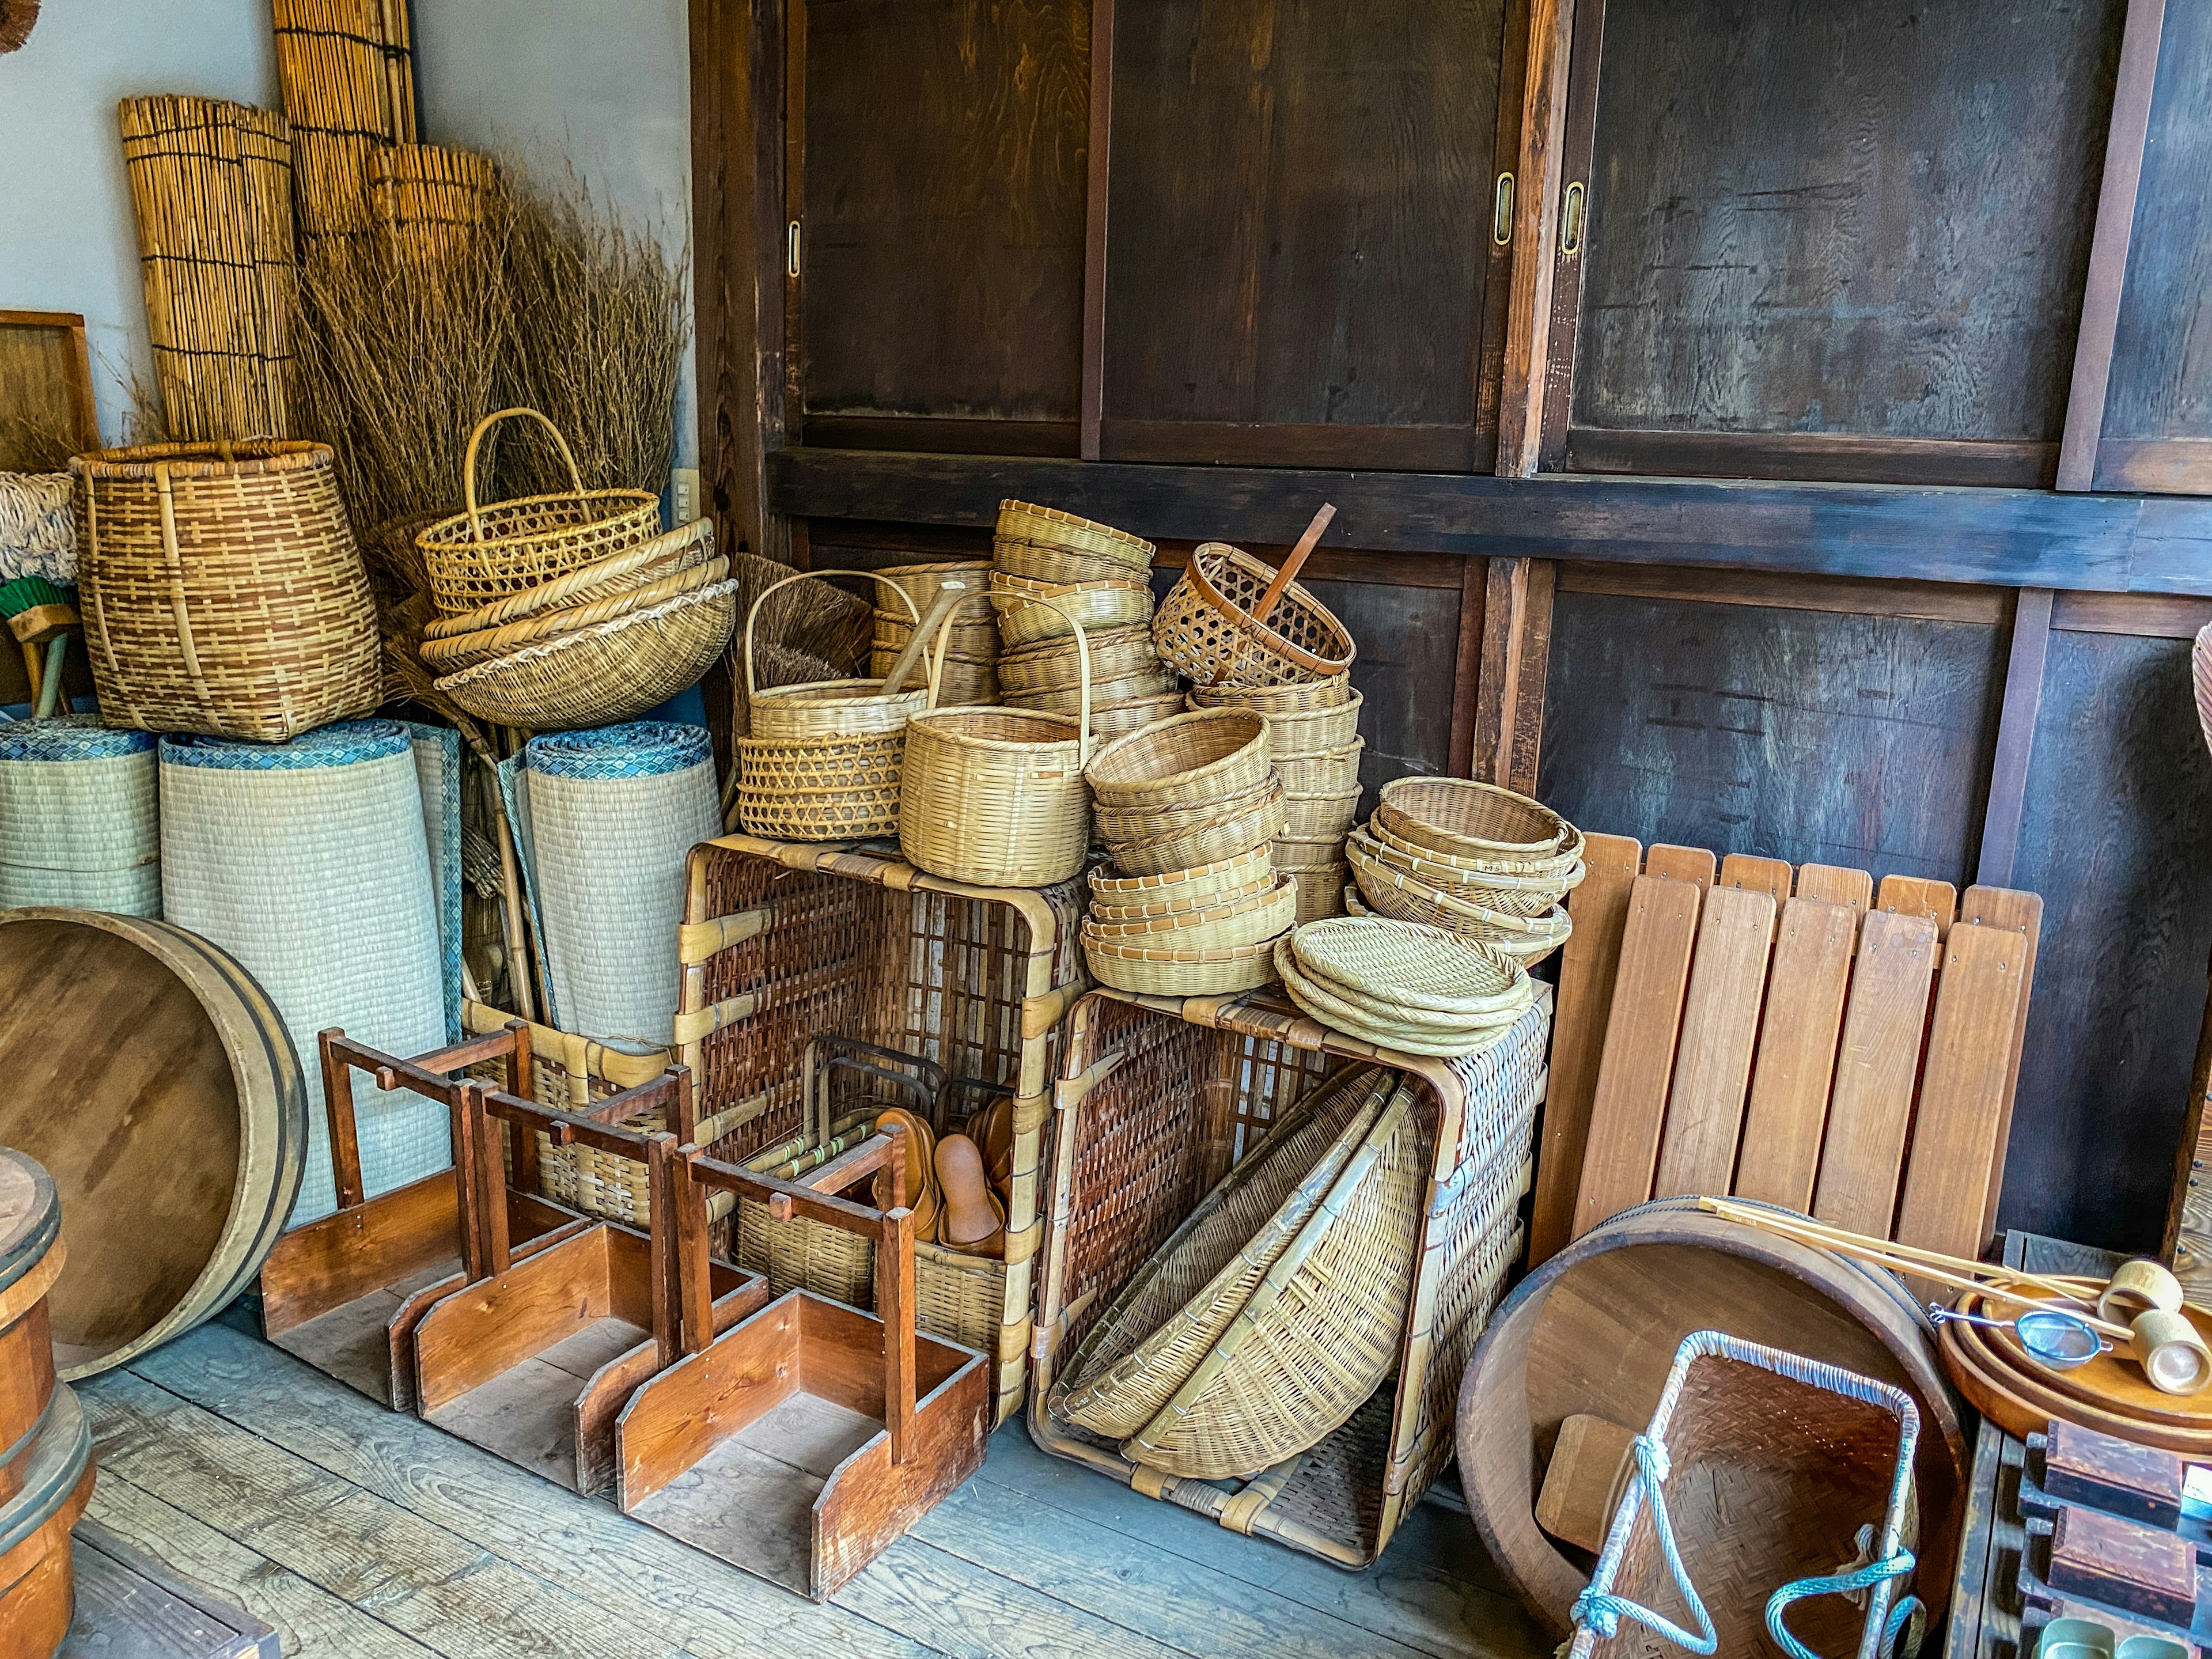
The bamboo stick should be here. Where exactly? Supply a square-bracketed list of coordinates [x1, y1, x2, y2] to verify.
[270, 0, 418, 250]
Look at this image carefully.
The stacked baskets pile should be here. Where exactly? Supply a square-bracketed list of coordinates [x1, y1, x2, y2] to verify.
[992, 501, 1182, 745]
[870, 562, 998, 707]
[1081, 710, 1295, 994]
[1273, 916, 1536, 1058]
[1191, 674, 1362, 923]
[416, 409, 736, 730]
[1344, 778, 1582, 967]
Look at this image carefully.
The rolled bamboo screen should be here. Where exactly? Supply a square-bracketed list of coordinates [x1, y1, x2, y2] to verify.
[271, 0, 418, 249]
[118, 96, 297, 442]
[369, 144, 501, 271]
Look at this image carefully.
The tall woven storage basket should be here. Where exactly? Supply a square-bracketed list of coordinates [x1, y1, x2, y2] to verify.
[1032, 983, 1551, 1567]
[509, 724, 719, 1047]
[0, 720, 161, 916]
[160, 721, 451, 1225]
[71, 441, 381, 741]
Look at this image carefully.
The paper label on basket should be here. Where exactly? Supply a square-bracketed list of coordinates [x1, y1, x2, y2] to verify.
[496, 753, 558, 1030]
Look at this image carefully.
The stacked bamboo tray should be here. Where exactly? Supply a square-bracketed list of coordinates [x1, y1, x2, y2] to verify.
[1192, 673, 1362, 922]
[1274, 916, 1538, 1058]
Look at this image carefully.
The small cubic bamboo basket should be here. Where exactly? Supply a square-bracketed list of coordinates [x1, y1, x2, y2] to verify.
[414, 408, 662, 616]
[992, 572, 1152, 647]
[1154, 543, 1354, 688]
[995, 500, 1154, 570]
[999, 624, 1160, 695]
[1086, 709, 1272, 806]
[72, 439, 382, 741]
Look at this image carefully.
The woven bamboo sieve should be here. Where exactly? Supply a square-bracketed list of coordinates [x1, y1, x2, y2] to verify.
[368, 143, 498, 271]
[118, 96, 297, 442]
[1274, 944, 1526, 1036]
[901, 595, 1093, 888]
[1344, 843, 1573, 966]
[995, 499, 1154, 570]
[272, 0, 417, 248]
[73, 440, 381, 741]
[1081, 932, 1279, 997]
[992, 572, 1152, 648]
[1090, 844, 1272, 906]
[1087, 709, 1272, 805]
[1273, 942, 1532, 1059]
[415, 408, 664, 615]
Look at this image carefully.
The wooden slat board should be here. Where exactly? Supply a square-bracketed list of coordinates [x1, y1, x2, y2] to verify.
[1896, 923, 2032, 1263]
[1812, 910, 1941, 1237]
[1958, 885, 2045, 1241]
[1877, 874, 1959, 938]
[1795, 863, 1873, 915]
[1642, 844, 1714, 894]
[1650, 885, 1775, 1199]
[1732, 897, 1859, 1211]
[1715, 854, 1791, 914]
[1529, 832, 1642, 1267]
[1570, 875, 1703, 1238]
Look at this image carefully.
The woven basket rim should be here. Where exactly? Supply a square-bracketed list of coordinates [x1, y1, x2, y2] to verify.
[1086, 708, 1270, 797]
[1106, 776, 1285, 851]
[1375, 775, 1567, 857]
[421, 556, 729, 666]
[1188, 672, 1354, 711]
[435, 581, 737, 684]
[1346, 840, 1574, 937]
[1273, 942, 1524, 1055]
[997, 499, 1155, 560]
[1082, 874, 1296, 940]
[71, 439, 332, 479]
[1367, 803, 1585, 877]
[1000, 623, 1154, 665]
[991, 570, 1150, 597]
[1078, 930, 1282, 962]
[1184, 542, 1355, 676]
[1091, 843, 1272, 895]
[1361, 815, 1586, 893]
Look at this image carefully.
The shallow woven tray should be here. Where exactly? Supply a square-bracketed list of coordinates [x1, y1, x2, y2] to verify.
[1081, 931, 1282, 996]
[995, 500, 1154, 569]
[1345, 856, 1573, 966]
[1361, 812, 1585, 885]
[1082, 876, 1297, 951]
[1086, 709, 1271, 806]
[1189, 673, 1351, 716]
[1289, 915, 1532, 1016]
[1273, 941, 1531, 1059]
[1374, 777, 1570, 861]
[1354, 820, 1583, 917]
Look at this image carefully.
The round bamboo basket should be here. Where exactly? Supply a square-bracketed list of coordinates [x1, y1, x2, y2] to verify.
[879, 560, 994, 614]
[1082, 876, 1297, 950]
[1081, 932, 1281, 996]
[1107, 787, 1286, 878]
[419, 556, 730, 672]
[900, 598, 1093, 887]
[994, 537, 1144, 588]
[1153, 542, 1355, 688]
[421, 519, 714, 640]
[1359, 816, 1584, 914]
[1005, 669, 1175, 715]
[999, 625, 1160, 694]
[1086, 709, 1272, 806]
[749, 571, 935, 741]
[991, 573, 1152, 647]
[1281, 785, 1362, 839]
[1089, 692, 1188, 745]
[1275, 738, 1364, 794]
[1190, 673, 1352, 715]
[1090, 869, 1277, 922]
[1211, 688, 1366, 755]
[1368, 801, 1585, 880]
[1287, 863, 1349, 925]
[1291, 916, 1533, 1016]
[1091, 844, 1273, 906]
[1346, 842, 1573, 965]
[1092, 772, 1282, 845]
[995, 500, 1154, 570]
[416, 408, 663, 615]
[1272, 940, 1527, 1057]
[1270, 833, 1349, 870]
[1374, 777, 1570, 861]
[736, 732, 909, 842]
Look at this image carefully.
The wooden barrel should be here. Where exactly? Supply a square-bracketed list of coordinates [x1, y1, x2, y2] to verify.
[0, 909, 306, 1380]
[1455, 1200, 1971, 1641]
[0, 1385, 93, 1659]
[0, 1150, 62, 1496]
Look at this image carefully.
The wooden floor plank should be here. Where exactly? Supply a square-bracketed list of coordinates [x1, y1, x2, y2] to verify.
[84, 1370, 689, 1659]
[82, 1469, 439, 1659]
[125, 1321, 933, 1659]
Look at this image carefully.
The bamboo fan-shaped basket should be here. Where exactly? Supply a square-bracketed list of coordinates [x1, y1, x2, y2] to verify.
[369, 143, 497, 271]
[1120, 1081, 1426, 1478]
[1091, 844, 1272, 906]
[1086, 709, 1272, 806]
[415, 408, 662, 616]
[901, 597, 1092, 887]
[1056, 1065, 1396, 1438]
[73, 441, 381, 741]
[272, 0, 417, 247]
[995, 499, 1154, 570]
[0, 720, 160, 918]
[118, 96, 296, 442]
[1153, 527, 1355, 690]
[998, 624, 1160, 695]
[421, 518, 715, 641]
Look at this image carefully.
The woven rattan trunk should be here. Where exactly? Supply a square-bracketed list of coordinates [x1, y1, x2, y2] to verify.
[1031, 986, 1550, 1567]
[675, 834, 1086, 1425]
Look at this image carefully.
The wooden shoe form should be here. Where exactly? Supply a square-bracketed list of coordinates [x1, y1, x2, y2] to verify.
[934, 1135, 1006, 1256]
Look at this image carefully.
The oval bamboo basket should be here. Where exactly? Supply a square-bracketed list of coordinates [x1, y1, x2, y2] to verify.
[900, 598, 1093, 887]
[420, 555, 730, 672]
[1274, 738, 1365, 795]
[995, 499, 1154, 570]
[991, 573, 1152, 647]
[1082, 876, 1297, 950]
[421, 518, 716, 641]
[1091, 844, 1273, 906]
[998, 625, 1160, 695]
[1374, 777, 1570, 861]
[993, 536, 1145, 588]
[414, 408, 662, 616]
[1270, 833, 1350, 870]
[750, 571, 935, 741]
[1005, 669, 1176, 716]
[1081, 931, 1281, 997]
[1086, 709, 1272, 806]
[1092, 771, 1283, 845]
[1153, 541, 1355, 688]
[1089, 869, 1278, 922]
[1107, 787, 1287, 878]
[1089, 692, 1189, 745]
[1367, 801, 1585, 880]
[1190, 672, 1352, 715]
[1353, 820, 1584, 917]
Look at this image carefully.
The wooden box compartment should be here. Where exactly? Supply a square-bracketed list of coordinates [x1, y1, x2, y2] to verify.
[1029, 986, 1550, 1568]
[677, 834, 1086, 1424]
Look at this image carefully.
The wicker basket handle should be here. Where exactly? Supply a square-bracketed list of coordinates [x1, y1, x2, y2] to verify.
[878, 581, 969, 700]
[460, 407, 589, 544]
[151, 460, 214, 708]
[1252, 502, 1336, 625]
[743, 569, 924, 701]
[993, 593, 1091, 765]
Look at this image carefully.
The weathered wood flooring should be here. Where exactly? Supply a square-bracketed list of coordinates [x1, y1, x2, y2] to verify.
[75, 1314, 1550, 1659]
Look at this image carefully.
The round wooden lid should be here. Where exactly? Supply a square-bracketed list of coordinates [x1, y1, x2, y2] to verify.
[0, 1148, 58, 1306]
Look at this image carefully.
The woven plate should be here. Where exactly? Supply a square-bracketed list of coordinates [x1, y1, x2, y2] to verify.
[1290, 915, 1531, 1015]
[1274, 942, 1516, 1034]
[1346, 862, 1572, 965]
[1273, 941, 1525, 1058]
[1086, 709, 1271, 805]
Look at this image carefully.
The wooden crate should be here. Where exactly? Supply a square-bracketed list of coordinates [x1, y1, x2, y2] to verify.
[1029, 984, 1551, 1568]
[675, 834, 1086, 1424]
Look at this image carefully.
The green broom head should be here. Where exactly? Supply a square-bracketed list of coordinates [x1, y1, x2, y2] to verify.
[0, 575, 69, 619]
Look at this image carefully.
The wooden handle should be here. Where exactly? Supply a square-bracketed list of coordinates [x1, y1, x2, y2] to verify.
[878, 582, 968, 699]
[1252, 502, 1336, 625]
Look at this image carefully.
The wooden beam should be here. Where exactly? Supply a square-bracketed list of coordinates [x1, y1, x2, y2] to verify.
[1078, 0, 1115, 462]
[1474, 557, 1552, 786]
[2058, 0, 2168, 492]
[1558, 562, 2010, 625]
[1510, 559, 1555, 795]
[767, 448, 2212, 597]
[1975, 588, 2054, 889]
[1495, 0, 1575, 479]
[1448, 558, 1487, 778]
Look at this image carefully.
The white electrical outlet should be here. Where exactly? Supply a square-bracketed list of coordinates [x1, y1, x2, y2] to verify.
[672, 467, 703, 525]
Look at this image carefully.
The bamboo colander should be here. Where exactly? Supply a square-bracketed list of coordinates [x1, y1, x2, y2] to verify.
[1086, 709, 1272, 806]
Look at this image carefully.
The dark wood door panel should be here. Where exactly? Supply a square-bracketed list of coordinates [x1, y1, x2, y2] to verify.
[1537, 591, 2007, 884]
[799, 0, 1090, 427]
[1567, 0, 2124, 471]
[1099, 0, 1506, 453]
[2006, 631, 2212, 1251]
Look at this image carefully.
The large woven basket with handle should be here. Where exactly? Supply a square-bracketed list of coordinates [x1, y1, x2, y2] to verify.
[73, 440, 381, 741]
[1151, 506, 1354, 689]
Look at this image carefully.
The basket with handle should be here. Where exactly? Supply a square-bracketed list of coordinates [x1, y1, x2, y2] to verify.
[414, 408, 664, 616]
[900, 595, 1094, 887]
[1152, 504, 1355, 688]
[421, 519, 717, 642]
[747, 570, 941, 740]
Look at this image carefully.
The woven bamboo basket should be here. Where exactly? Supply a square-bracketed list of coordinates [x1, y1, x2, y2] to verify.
[1090, 868, 1277, 922]
[1282, 785, 1362, 840]
[1271, 833, 1350, 870]
[1007, 669, 1175, 715]
[1190, 673, 1352, 715]
[415, 409, 662, 616]
[1288, 863, 1348, 926]
[435, 581, 738, 730]
[995, 500, 1154, 570]
[999, 624, 1160, 695]
[1154, 542, 1355, 688]
[750, 570, 938, 740]
[422, 519, 715, 641]
[1088, 692, 1190, 745]
[994, 537, 1144, 588]
[1192, 688, 1366, 757]
[873, 649, 996, 709]
[1565, 1332, 1922, 1659]
[1091, 844, 1272, 906]
[1354, 820, 1583, 917]
[1374, 777, 1570, 862]
[1108, 787, 1286, 878]
[1082, 876, 1297, 951]
[1273, 942, 1529, 1059]
[118, 96, 296, 442]
[900, 597, 1093, 888]
[1275, 738, 1364, 794]
[874, 613, 998, 661]
[368, 143, 497, 271]
[1364, 805, 1585, 882]
[73, 440, 381, 741]
[420, 556, 730, 673]
[992, 573, 1152, 648]
[1082, 931, 1281, 996]
[272, 0, 416, 247]
[1346, 843, 1573, 966]
[1272, 941, 1526, 1036]
[734, 735, 906, 842]
[1086, 709, 1272, 806]
[1092, 771, 1282, 846]
[1292, 916, 1532, 1016]
[1056, 1065, 1396, 1438]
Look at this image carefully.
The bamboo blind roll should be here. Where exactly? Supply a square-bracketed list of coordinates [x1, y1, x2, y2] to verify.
[118, 96, 297, 441]
[369, 144, 500, 272]
[271, 0, 418, 248]
[0, 719, 160, 917]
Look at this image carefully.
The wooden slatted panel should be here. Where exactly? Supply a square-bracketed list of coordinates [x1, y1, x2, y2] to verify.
[1896, 922, 2032, 1263]
[1732, 897, 1860, 1212]
[1528, 831, 1642, 1267]
[1877, 874, 1959, 939]
[1643, 844, 1714, 894]
[1651, 885, 1776, 1200]
[1796, 863, 1874, 915]
[1957, 885, 2046, 1241]
[1811, 910, 1941, 1237]
[1569, 874, 1703, 1240]
[1716, 853, 1792, 916]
